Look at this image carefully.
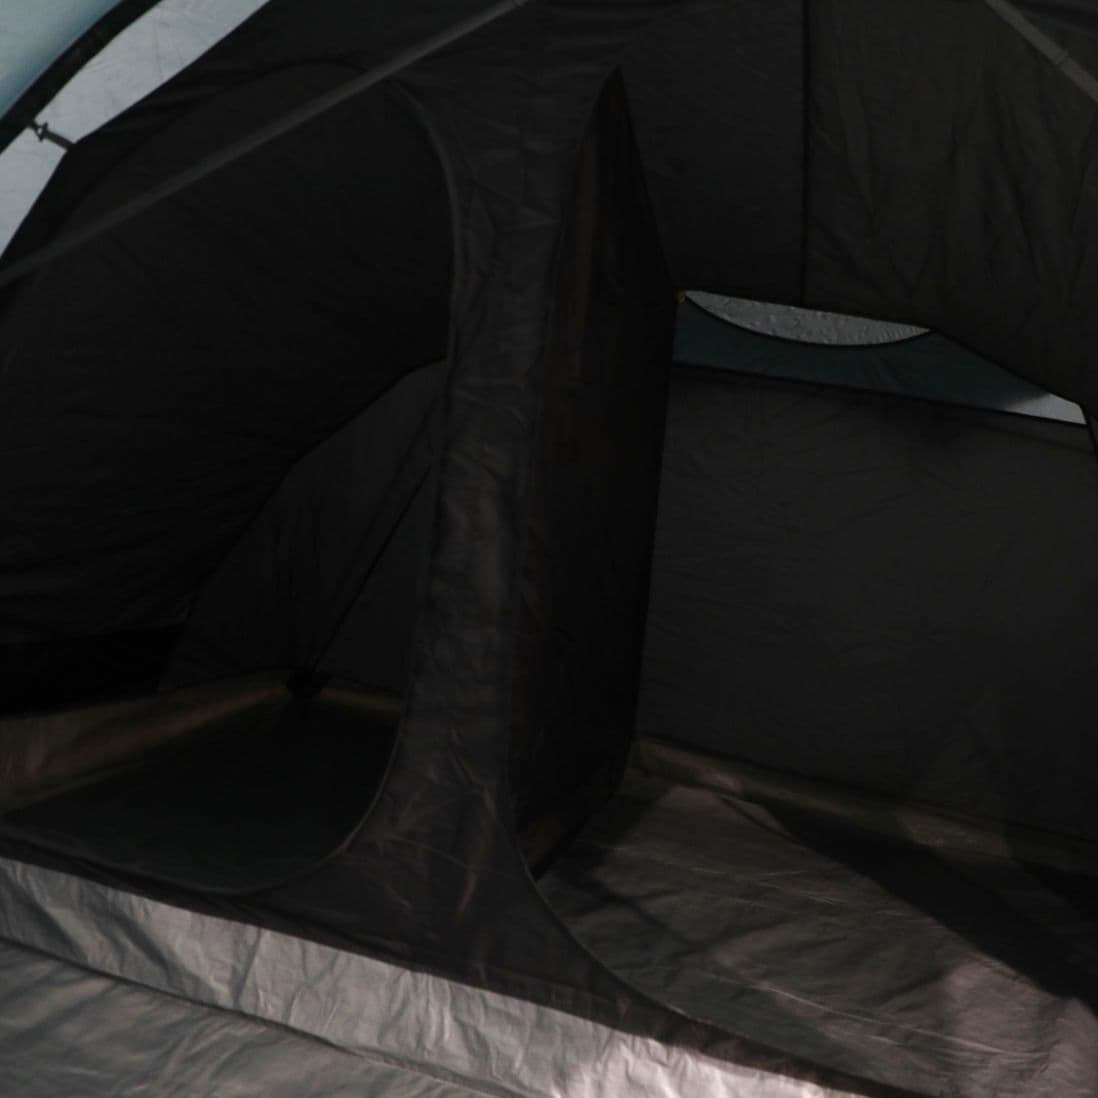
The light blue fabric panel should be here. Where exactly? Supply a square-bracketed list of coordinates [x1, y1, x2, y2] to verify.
[0, 1, 126, 118]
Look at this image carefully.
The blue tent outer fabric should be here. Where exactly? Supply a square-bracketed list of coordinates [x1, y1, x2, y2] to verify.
[0, 0, 182, 159]
[0, 0, 272, 254]
[0, 0, 126, 118]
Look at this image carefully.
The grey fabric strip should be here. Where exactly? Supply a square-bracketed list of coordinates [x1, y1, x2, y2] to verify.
[986, 0, 1098, 102]
[0, 938, 485, 1097]
[0, 856, 855, 1098]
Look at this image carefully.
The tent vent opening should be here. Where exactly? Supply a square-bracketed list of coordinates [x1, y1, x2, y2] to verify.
[679, 292, 1087, 425]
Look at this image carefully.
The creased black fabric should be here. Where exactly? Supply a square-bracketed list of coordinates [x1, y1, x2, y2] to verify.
[622, 0, 805, 300]
[805, 0, 1098, 408]
[260, 22, 910, 1091]
[0, 76, 450, 650]
[639, 364, 1098, 841]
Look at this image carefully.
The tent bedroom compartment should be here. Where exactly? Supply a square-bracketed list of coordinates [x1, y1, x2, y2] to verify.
[0, 2, 1096, 1097]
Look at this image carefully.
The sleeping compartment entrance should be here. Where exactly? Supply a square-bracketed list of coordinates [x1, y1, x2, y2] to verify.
[0, 77, 452, 895]
[0, 676, 401, 892]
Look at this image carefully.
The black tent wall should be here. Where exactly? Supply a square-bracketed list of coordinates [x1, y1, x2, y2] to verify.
[803, 2, 1098, 409]
[621, 0, 806, 302]
[620, 1, 1098, 412]
[0, 72, 451, 672]
[508, 77, 675, 868]
[161, 360, 445, 693]
[257, 63, 852, 1082]
[640, 328, 1098, 842]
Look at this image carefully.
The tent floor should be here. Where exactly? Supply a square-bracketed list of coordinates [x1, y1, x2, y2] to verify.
[0, 937, 479, 1098]
[0, 684, 398, 893]
[540, 741, 1098, 1098]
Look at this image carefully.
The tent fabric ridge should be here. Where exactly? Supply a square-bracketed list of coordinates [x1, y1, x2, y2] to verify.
[0, 3, 1095, 1093]
[163, 357, 446, 695]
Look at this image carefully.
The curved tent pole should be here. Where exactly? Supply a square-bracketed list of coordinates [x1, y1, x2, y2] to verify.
[0, 0, 530, 293]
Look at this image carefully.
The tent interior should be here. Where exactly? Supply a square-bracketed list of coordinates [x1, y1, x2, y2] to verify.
[0, 2, 1097, 1097]
[0, 65, 451, 890]
[539, 299, 1098, 1095]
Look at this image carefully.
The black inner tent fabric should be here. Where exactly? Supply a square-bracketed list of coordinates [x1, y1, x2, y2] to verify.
[0, 69, 453, 888]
